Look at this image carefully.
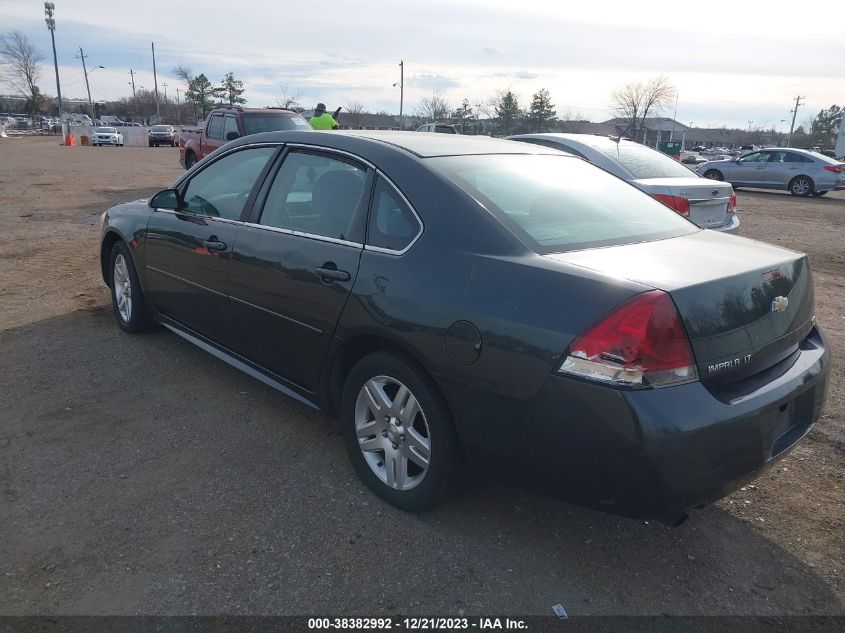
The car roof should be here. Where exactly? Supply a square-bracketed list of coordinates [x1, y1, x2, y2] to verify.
[509, 133, 641, 153]
[227, 130, 566, 158]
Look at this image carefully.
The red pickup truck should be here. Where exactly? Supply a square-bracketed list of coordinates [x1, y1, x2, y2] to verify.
[179, 106, 310, 169]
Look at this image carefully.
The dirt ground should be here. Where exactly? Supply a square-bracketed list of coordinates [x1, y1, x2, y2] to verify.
[0, 136, 843, 616]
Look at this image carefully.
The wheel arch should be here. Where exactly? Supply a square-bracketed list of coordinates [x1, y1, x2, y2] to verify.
[323, 333, 436, 418]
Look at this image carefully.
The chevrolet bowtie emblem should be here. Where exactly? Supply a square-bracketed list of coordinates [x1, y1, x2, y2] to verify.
[771, 296, 789, 313]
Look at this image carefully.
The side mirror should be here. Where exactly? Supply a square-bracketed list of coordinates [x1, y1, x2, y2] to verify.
[225, 131, 240, 141]
[149, 188, 180, 210]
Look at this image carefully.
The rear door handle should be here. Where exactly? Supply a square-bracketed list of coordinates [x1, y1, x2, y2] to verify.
[203, 239, 227, 252]
[315, 266, 351, 282]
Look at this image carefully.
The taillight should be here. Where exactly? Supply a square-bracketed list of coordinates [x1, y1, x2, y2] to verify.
[651, 193, 690, 216]
[727, 191, 737, 214]
[823, 165, 843, 174]
[559, 290, 698, 388]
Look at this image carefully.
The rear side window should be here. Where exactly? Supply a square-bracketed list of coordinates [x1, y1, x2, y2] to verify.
[223, 116, 239, 139]
[367, 178, 421, 252]
[427, 154, 696, 253]
[259, 152, 367, 242]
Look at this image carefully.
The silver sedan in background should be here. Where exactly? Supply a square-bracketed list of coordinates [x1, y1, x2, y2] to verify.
[508, 133, 740, 233]
[698, 148, 845, 197]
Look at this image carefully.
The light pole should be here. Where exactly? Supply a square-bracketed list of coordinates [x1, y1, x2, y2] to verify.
[176, 88, 181, 125]
[44, 3, 63, 121]
[392, 59, 404, 130]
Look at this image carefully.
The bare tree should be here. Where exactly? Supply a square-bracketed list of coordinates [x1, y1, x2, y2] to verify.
[558, 108, 588, 133]
[345, 101, 369, 128]
[611, 75, 675, 141]
[276, 84, 303, 109]
[415, 91, 450, 122]
[172, 64, 196, 120]
[0, 30, 45, 114]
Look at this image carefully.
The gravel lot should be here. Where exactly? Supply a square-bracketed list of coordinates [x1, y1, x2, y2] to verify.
[1, 136, 843, 616]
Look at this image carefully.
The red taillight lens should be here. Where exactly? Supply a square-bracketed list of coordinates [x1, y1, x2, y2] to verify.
[727, 191, 737, 214]
[560, 290, 698, 388]
[823, 165, 843, 174]
[652, 193, 690, 216]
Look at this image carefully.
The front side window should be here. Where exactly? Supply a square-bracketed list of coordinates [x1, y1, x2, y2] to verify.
[181, 147, 276, 220]
[367, 178, 421, 252]
[223, 116, 239, 140]
[206, 115, 224, 140]
[259, 151, 367, 242]
[428, 154, 696, 253]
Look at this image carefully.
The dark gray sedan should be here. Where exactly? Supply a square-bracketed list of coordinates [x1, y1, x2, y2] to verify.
[699, 147, 845, 196]
[98, 131, 829, 523]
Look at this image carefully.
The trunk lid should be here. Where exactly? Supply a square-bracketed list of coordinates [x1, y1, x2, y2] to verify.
[547, 230, 815, 384]
[634, 177, 734, 229]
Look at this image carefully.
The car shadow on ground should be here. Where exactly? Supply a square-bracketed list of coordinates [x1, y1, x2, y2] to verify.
[1, 308, 842, 616]
[737, 189, 845, 206]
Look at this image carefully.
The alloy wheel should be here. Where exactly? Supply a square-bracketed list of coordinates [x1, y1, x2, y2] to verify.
[792, 177, 811, 196]
[354, 376, 431, 491]
[113, 253, 133, 322]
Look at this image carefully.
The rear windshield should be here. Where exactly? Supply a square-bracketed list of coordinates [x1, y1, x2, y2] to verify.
[585, 140, 694, 179]
[427, 154, 697, 253]
[242, 113, 311, 135]
[151, 125, 171, 132]
[96, 127, 116, 133]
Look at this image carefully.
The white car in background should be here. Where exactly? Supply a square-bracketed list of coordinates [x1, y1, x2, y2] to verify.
[508, 133, 740, 233]
[92, 127, 124, 147]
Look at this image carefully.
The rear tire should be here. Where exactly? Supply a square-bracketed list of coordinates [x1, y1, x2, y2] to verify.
[340, 351, 462, 511]
[704, 169, 724, 181]
[789, 176, 814, 197]
[108, 241, 154, 333]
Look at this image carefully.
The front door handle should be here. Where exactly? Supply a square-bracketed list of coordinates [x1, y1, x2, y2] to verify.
[203, 238, 227, 252]
[315, 266, 351, 283]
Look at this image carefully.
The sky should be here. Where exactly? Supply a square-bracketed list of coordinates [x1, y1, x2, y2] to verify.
[1, 0, 841, 130]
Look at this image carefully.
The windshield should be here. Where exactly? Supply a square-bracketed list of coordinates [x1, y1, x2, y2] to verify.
[427, 154, 697, 253]
[96, 127, 116, 133]
[242, 113, 311, 135]
[581, 139, 695, 179]
[151, 125, 171, 132]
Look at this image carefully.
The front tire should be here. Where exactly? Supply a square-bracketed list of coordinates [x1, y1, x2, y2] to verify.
[340, 351, 462, 511]
[789, 176, 814, 197]
[109, 241, 153, 333]
[704, 169, 724, 181]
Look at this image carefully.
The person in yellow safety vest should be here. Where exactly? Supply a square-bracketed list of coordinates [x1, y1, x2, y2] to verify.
[309, 103, 338, 130]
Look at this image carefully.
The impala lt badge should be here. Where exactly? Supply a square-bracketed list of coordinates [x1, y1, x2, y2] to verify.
[771, 296, 789, 313]
[708, 354, 753, 374]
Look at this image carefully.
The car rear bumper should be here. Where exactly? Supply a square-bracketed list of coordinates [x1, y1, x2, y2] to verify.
[709, 213, 740, 234]
[439, 325, 829, 520]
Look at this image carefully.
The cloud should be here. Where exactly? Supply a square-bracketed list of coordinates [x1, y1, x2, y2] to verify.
[409, 74, 461, 92]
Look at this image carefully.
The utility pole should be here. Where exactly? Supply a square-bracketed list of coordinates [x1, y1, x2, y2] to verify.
[162, 81, 168, 101]
[151, 42, 160, 122]
[44, 3, 63, 122]
[669, 92, 678, 141]
[787, 94, 805, 147]
[176, 88, 181, 125]
[77, 47, 95, 124]
[128, 69, 136, 98]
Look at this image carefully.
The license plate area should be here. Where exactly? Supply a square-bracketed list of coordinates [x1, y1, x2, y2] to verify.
[770, 388, 815, 457]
